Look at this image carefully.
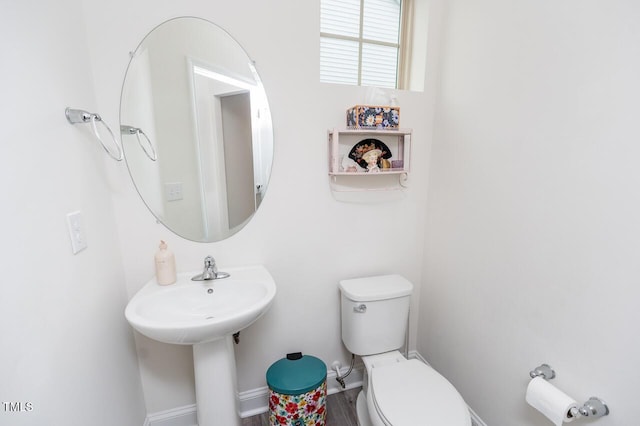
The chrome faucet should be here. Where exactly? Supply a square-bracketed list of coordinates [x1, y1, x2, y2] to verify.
[191, 255, 230, 281]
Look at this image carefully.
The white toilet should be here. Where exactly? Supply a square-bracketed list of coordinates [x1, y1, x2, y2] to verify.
[339, 274, 471, 426]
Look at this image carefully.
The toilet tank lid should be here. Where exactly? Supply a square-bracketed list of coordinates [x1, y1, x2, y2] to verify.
[339, 274, 413, 302]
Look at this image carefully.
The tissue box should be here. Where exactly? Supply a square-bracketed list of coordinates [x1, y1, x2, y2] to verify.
[347, 105, 400, 129]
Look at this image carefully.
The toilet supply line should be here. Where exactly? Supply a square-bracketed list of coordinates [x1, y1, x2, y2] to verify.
[335, 354, 355, 389]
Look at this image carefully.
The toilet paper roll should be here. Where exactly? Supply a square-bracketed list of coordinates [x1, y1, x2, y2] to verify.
[526, 377, 579, 425]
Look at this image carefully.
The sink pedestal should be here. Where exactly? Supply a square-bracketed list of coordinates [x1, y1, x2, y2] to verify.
[125, 266, 276, 425]
[193, 335, 241, 426]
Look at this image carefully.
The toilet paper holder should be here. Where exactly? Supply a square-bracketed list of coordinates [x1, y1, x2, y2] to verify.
[529, 363, 556, 380]
[529, 364, 610, 419]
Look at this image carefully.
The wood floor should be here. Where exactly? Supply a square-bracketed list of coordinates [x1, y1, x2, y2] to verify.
[241, 387, 361, 426]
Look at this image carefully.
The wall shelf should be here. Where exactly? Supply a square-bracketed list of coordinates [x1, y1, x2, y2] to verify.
[328, 128, 412, 194]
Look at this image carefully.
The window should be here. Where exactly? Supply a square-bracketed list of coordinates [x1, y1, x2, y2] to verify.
[320, 0, 405, 89]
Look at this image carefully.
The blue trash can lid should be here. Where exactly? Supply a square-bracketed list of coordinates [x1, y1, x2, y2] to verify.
[266, 354, 327, 395]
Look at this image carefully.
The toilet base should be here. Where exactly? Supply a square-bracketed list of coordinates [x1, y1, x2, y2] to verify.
[356, 390, 372, 426]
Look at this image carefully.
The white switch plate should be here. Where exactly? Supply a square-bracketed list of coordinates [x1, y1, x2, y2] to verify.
[165, 182, 183, 201]
[66, 211, 88, 254]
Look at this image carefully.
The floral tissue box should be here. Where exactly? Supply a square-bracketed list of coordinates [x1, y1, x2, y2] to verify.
[347, 105, 400, 129]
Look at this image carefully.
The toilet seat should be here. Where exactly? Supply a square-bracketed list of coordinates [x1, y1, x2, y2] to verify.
[369, 359, 471, 426]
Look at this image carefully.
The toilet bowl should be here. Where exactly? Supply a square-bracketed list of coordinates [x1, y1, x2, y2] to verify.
[339, 275, 471, 426]
[358, 352, 470, 426]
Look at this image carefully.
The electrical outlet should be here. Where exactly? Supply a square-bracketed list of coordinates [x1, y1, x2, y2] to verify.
[66, 211, 88, 254]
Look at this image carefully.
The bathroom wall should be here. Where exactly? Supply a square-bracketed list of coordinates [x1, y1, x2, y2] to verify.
[0, 1, 146, 425]
[83, 0, 439, 416]
[420, 0, 640, 425]
[10, 1, 635, 424]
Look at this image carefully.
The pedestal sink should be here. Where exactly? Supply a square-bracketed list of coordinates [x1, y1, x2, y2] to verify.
[125, 265, 276, 426]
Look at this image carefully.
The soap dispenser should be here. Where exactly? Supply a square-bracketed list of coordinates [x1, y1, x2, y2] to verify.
[154, 240, 176, 285]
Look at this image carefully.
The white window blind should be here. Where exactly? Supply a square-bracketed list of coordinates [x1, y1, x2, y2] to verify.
[320, 0, 402, 89]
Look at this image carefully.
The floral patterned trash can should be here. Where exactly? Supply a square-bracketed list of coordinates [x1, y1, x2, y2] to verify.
[266, 353, 327, 426]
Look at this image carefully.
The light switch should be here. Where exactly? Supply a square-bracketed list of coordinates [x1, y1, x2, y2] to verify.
[66, 211, 88, 254]
[165, 182, 183, 201]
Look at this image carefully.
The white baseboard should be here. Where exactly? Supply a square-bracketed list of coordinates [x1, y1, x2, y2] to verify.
[144, 365, 365, 425]
[144, 404, 197, 426]
[408, 349, 428, 364]
[237, 385, 270, 418]
[469, 406, 488, 426]
[144, 354, 487, 426]
[327, 362, 365, 395]
[237, 363, 365, 418]
[410, 351, 488, 426]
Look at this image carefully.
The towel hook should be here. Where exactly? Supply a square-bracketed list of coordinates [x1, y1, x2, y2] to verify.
[120, 125, 157, 161]
[65, 108, 123, 161]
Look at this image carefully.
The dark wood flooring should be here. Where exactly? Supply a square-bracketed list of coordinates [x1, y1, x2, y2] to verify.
[241, 387, 361, 426]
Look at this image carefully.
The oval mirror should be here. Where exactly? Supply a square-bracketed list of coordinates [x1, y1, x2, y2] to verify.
[120, 17, 273, 242]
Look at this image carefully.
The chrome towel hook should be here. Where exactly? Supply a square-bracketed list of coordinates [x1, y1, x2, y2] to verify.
[65, 107, 123, 161]
[121, 125, 157, 161]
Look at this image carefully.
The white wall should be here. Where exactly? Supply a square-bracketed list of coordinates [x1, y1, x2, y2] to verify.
[6, 1, 636, 424]
[421, 0, 640, 425]
[0, 1, 146, 425]
[83, 0, 438, 415]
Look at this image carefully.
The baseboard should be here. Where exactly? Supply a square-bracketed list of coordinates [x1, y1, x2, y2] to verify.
[144, 404, 197, 426]
[411, 351, 488, 426]
[408, 349, 428, 364]
[145, 365, 365, 425]
[237, 385, 270, 418]
[144, 355, 488, 426]
[469, 406, 488, 426]
[327, 362, 365, 395]
[237, 363, 365, 418]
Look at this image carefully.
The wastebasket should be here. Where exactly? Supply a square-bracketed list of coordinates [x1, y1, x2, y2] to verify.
[266, 352, 327, 426]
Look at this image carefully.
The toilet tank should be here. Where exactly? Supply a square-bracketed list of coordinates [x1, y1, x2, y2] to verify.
[339, 274, 413, 356]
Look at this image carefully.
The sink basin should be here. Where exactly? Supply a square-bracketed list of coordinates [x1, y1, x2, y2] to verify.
[125, 265, 276, 345]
